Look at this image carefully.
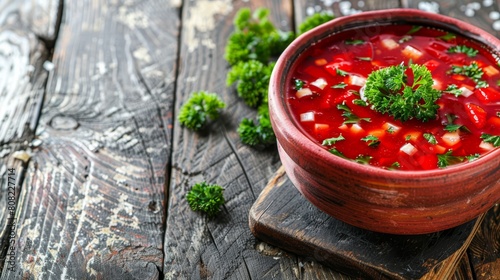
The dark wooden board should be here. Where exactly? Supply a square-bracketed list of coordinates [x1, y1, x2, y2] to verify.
[1, 0, 179, 278]
[249, 167, 483, 280]
[0, 0, 57, 273]
[163, 0, 299, 278]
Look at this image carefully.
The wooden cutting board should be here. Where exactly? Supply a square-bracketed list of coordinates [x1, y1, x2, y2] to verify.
[249, 166, 484, 279]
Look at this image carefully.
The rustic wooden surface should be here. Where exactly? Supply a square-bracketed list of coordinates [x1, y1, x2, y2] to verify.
[0, 0, 497, 279]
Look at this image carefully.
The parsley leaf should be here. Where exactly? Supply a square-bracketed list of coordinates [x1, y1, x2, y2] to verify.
[481, 133, 500, 147]
[294, 79, 304, 90]
[328, 148, 347, 158]
[336, 68, 348, 77]
[407, 25, 422, 34]
[438, 32, 456, 41]
[447, 45, 478, 57]
[449, 62, 486, 88]
[443, 84, 463, 97]
[345, 39, 365, 45]
[423, 133, 437, 145]
[337, 103, 370, 124]
[466, 153, 480, 162]
[355, 155, 372, 164]
[322, 134, 345, 146]
[361, 135, 380, 147]
[437, 150, 465, 168]
[364, 63, 441, 122]
[332, 82, 347, 89]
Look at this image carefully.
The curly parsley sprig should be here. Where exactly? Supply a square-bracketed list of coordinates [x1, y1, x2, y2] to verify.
[363, 63, 442, 122]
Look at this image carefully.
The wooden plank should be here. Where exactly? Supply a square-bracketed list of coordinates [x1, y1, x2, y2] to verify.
[163, 0, 329, 278]
[404, 0, 500, 38]
[468, 205, 500, 279]
[249, 167, 483, 280]
[0, 1, 57, 273]
[0, 0, 61, 42]
[293, 0, 401, 32]
[1, 0, 179, 278]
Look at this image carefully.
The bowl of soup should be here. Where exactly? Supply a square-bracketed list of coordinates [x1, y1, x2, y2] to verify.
[269, 9, 500, 234]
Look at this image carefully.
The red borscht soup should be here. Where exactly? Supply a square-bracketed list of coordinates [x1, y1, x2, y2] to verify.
[287, 24, 500, 171]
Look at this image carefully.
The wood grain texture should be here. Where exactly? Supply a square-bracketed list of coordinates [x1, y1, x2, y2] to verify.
[468, 204, 500, 279]
[292, 0, 401, 32]
[0, 0, 61, 42]
[405, 0, 500, 38]
[163, 0, 338, 279]
[1, 0, 179, 278]
[250, 167, 483, 280]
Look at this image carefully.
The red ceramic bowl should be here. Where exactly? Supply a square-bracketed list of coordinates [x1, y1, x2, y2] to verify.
[269, 9, 500, 235]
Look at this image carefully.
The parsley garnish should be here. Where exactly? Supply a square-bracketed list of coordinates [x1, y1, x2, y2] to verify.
[437, 150, 465, 168]
[328, 148, 347, 158]
[355, 155, 372, 164]
[353, 99, 367, 106]
[361, 135, 380, 147]
[357, 56, 372, 61]
[438, 32, 456, 41]
[322, 134, 345, 146]
[407, 25, 422, 34]
[294, 79, 304, 90]
[443, 84, 462, 97]
[444, 124, 464, 132]
[337, 103, 370, 124]
[481, 133, 500, 147]
[345, 39, 365, 45]
[336, 68, 348, 76]
[332, 82, 347, 89]
[423, 133, 437, 145]
[389, 162, 401, 169]
[449, 62, 485, 87]
[364, 63, 441, 122]
[466, 153, 480, 162]
[447, 45, 478, 57]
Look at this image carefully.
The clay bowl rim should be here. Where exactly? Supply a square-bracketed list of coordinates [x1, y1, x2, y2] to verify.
[269, 8, 500, 181]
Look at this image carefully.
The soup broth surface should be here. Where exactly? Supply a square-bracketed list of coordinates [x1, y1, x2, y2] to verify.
[286, 24, 500, 170]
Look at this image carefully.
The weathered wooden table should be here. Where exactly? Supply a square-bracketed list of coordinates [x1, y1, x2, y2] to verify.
[0, 0, 499, 279]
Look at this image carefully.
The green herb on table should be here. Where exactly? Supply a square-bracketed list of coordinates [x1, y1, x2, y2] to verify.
[186, 182, 225, 217]
[226, 60, 275, 108]
[364, 63, 441, 122]
[437, 150, 465, 168]
[298, 11, 335, 34]
[178, 91, 226, 130]
[224, 8, 294, 65]
[238, 104, 276, 147]
[447, 45, 478, 57]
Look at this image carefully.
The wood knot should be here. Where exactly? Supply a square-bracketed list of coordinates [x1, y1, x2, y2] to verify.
[50, 115, 79, 130]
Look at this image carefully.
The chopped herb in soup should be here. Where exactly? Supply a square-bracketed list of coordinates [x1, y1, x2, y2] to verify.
[286, 25, 500, 170]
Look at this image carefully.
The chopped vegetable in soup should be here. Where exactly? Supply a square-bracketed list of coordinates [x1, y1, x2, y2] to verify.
[286, 24, 500, 170]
